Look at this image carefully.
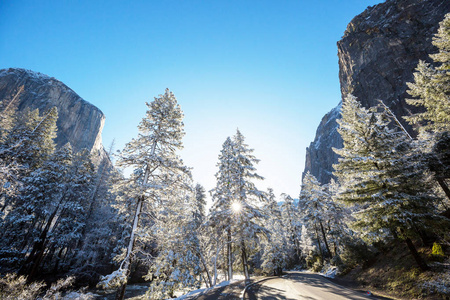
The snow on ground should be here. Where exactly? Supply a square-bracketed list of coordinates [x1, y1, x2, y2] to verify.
[321, 266, 338, 279]
[60, 291, 98, 299]
[172, 275, 245, 300]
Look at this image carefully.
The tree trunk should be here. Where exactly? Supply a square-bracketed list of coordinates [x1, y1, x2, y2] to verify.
[115, 197, 143, 300]
[241, 240, 249, 281]
[314, 223, 324, 265]
[20, 192, 66, 278]
[198, 251, 212, 288]
[227, 228, 233, 281]
[404, 236, 428, 271]
[319, 221, 331, 258]
[115, 284, 127, 300]
[437, 177, 450, 201]
[53, 247, 65, 274]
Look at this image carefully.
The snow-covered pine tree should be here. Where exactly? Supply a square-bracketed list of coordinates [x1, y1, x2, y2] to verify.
[2, 107, 57, 170]
[0, 85, 22, 143]
[404, 13, 450, 134]
[298, 224, 315, 263]
[260, 189, 289, 275]
[333, 94, 441, 271]
[404, 13, 450, 203]
[69, 144, 121, 284]
[101, 89, 189, 300]
[145, 175, 203, 299]
[14, 143, 73, 277]
[45, 149, 96, 274]
[0, 107, 59, 275]
[0, 107, 58, 214]
[208, 130, 266, 281]
[209, 137, 238, 281]
[299, 172, 333, 264]
[231, 129, 267, 280]
[193, 183, 207, 228]
[280, 193, 301, 264]
[323, 179, 352, 264]
[0, 87, 22, 200]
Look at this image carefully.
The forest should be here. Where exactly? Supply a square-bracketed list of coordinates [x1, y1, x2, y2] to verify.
[0, 12, 449, 300]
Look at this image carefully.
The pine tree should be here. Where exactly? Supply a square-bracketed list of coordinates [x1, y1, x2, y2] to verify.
[333, 95, 441, 271]
[404, 13, 450, 134]
[69, 144, 121, 283]
[100, 89, 189, 300]
[0, 107, 58, 213]
[280, 193, 301, 263]
[0, 85, 23, 143]
[145, 176, 202, 299]
[209, 130, 266, 281]
[404, 13, 450, 203]
[15, 143, 73, 277]
[193, 183, 207, 228]
[260, 189, 289, 275]
[0, 87, 23, 201]
[209, 137, 237, 281]
[231, 129, 267, 280]
[0, 107, 60, 274]
[1, 107, 57, 169]
[46, 149, 96, 274]
[299, 172, 332, 263]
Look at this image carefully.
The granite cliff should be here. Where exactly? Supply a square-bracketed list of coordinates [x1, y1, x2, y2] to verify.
[303, 0, 450, 184]
[0, 68, 109, 166]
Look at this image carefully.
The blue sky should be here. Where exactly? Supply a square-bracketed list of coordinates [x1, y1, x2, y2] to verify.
[0, 0, 382, 200]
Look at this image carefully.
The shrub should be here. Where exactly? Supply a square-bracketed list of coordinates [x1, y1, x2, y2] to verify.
[430, 243, 445, 262]
[0, 273, 44, 300]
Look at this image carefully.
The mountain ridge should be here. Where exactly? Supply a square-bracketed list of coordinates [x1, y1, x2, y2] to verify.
[0, 67, 110, 166]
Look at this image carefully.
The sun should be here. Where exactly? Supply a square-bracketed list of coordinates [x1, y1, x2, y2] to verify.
[231, 201, 242, 213]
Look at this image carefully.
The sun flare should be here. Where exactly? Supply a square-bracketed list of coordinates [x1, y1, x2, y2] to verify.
[231, 201, 242, 213]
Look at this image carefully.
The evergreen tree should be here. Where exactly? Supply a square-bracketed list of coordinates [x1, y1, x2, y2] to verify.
[404, 13, 450, 134]
[100, 89, 188, 300]
[145, 176, 202, 299]
[0, 107, 58, 214]
[2, 107, 57, 169]
[69, 145, 121, 284]
[209, 137, 237, 281]
[404, 13, 450, 202]
[15, 143, 73, 277]
[260, 189, 289, 275]
[209, 130, 266, 281]
[0, 85, 22, 143]
[299, 172, 332, 264]
[231, 129, 267, 280]
[280, 193, 301, 263]
[0, 108, 59, 274]
[333, 95, 441, 271]
[193, 183, 207, 228]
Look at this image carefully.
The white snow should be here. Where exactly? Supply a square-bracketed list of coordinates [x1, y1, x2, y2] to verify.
[321, 266, 338, 279]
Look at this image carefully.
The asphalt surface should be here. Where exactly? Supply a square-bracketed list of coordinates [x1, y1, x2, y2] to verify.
[244, 271, 387, 300]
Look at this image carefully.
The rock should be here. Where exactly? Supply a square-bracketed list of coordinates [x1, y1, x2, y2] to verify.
[302, 0, 450, 184]
[0, 68, 110, 166]
[303, 104, 342, 184]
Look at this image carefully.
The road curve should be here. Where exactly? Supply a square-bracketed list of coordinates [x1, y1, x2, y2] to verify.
[244, 271, 376, 300]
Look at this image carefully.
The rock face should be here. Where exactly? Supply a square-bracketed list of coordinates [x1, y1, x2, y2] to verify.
[0, 68, 109, 165]
[302, 0, 450, 184]
[303, 104, 342, 184]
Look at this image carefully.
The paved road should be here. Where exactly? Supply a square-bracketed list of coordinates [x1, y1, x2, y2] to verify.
[244, 271, 381, 300]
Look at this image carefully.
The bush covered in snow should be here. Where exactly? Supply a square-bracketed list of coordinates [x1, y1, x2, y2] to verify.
[0, 273, 95, 300]
[421, 271, 450, 297]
